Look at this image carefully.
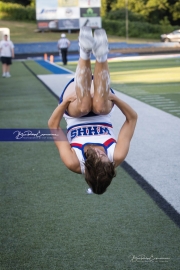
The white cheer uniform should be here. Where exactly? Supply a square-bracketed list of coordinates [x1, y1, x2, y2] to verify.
[60, 78, 117, 174]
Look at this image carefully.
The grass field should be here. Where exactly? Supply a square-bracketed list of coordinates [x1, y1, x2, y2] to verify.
[0, 59, 180, 269]
[64, 58, 180, 118]
[0, 20, 159, 43]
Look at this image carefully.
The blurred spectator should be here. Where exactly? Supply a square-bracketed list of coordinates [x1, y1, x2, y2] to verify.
[57, 33, 70, 65]
[0, 34, 14, 78]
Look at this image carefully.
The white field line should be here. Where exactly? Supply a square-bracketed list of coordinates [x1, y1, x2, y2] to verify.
[147, 101, 177, 104]
[157, 105, 179, 108]
[168, 109, 180, 112]
[141, 98, 168, 102]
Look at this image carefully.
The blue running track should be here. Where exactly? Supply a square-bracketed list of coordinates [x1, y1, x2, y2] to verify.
[35, 60, 72, 74]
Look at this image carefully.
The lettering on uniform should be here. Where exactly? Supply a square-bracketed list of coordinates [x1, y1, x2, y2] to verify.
[77, 127, 86, 136]
[70, 125, 111, 139]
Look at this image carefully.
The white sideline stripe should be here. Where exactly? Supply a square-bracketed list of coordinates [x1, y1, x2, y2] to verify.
[38, 74, 74, 98]
[39, 73, 180, 214]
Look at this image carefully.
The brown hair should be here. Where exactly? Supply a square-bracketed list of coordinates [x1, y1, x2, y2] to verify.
[84, 147, 116, 195]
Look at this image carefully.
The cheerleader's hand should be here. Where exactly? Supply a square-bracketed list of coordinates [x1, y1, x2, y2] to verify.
[108, 91, 117, 102]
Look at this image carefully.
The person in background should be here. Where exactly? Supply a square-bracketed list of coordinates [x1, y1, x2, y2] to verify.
[57, 33, 70, 65]
[0, 34, 14, 78]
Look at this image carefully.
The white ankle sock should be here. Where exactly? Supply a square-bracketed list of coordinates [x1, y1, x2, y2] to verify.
[80, 47, 91, 60]
[96, 54, 108, 63]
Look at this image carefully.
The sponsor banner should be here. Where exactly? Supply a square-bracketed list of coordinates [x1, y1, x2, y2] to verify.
[58, 19, 79, 29]
[57, 7, 80, 19]
[58, 0, 79, 7]
[36, 0, 57, 9]
[0, 129, 67, 142]
[79, 0, 101, 8]
[37, 20, 58, 30]
[79, 17, 101, 28]
[36, 8, 58, 20]
[80, 7, 100, 17]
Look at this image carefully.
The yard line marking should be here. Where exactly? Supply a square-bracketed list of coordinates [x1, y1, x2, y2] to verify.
[168, 109, 180, 112]
[142, 98, 169, 102]
[139, 83, 180, 87]
[158, 105, 179, 108]
[139, 95, 161, 97]
[140, 98, 167, 100]
[147, 101, 176, 104]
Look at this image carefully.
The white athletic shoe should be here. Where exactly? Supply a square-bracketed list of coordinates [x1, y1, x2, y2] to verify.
[6, 72, 11, 78]
[79, 26, 95, 52]
[2, 73, 6, 77]
[92, 28, 109, 58]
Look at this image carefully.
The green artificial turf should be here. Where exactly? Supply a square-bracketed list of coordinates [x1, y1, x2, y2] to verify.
[0, 61, 180, 270]
[1, 20, 159, 43]
[24, 60, 53, 75]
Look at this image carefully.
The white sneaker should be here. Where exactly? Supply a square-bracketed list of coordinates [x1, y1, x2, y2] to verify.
[92, 28, 109, 58]
[2, 73, 6, 77]
[6, 72, 11, 78]
[79, 26, 94, 52]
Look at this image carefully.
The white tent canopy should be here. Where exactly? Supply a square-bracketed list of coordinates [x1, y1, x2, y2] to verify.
[0, 28, 10, 40]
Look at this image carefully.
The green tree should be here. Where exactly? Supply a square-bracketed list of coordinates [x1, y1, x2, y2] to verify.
[145, 0, 169, 23]
[0, 0, 31, 5]
[101, 0, 107, 17]
[30, 0, 35, 7]
[101, 0, 117, 17]
[111, 0, 146, 15]
[107, 8, 146, 22]
[170, 0, 180, 22]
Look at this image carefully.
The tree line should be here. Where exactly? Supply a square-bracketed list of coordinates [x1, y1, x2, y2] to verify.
[102, 0, 180, 26]
[1, 0, 180, 26]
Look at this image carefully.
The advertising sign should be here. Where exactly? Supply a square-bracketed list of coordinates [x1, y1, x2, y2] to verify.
[58, 0, 79, 7]
[58, 19, 79, 29]
[79, 0, 101, 7]
[36, 8, 58, 20]
[57, 7, 80, 19]
[36, 0, 57, 8]
[37, 20, 58, 30]
[79, 17, 101, 28]
[80, 8, 100, 17]
[36, 0, 101, 30]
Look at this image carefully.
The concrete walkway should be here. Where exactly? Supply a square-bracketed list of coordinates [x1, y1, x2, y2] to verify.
[112, 92, 180, 214]
[38, 67, 180, 214]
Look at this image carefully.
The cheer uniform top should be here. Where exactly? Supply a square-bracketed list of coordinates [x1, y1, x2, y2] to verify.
[59, 78, 117, 174]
